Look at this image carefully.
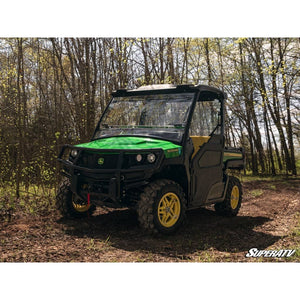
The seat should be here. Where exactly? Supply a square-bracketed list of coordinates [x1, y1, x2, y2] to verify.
[190, 136, 211, 158]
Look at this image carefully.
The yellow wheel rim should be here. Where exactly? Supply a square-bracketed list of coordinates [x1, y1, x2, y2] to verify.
[230, 186, 239, 209]
[157, 192, 181, 228]
[72, 195, 90, 213]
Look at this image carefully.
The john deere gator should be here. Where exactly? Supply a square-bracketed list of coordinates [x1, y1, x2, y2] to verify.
[56, 84, 245, 234]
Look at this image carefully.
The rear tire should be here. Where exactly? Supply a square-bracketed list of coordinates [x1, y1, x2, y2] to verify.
[214, 176, 242, 217]
[137, 179, 186, 235]
[56, 179, 96, 219]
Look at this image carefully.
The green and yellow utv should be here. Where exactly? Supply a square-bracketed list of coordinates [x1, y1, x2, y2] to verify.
[56, 84, 244, 234]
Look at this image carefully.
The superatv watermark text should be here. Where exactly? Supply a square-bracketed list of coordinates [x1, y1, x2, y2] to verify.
[245, 248, 295, 258]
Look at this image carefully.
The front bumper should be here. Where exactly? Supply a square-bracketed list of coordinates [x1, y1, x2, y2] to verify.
[58, 145, 164, 202]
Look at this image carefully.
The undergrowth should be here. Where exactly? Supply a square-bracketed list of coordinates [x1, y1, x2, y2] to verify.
[0, 184, 56, 221]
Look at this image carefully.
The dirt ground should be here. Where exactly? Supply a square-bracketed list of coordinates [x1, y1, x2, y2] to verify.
[1, 178, 299, 262]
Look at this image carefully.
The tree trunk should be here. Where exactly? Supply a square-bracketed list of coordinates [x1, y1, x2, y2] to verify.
[278, 38, 297, 175]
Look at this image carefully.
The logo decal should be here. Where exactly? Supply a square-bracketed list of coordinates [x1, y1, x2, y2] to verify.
[98, 157, 105, 165]
[245, 248, 296, 258]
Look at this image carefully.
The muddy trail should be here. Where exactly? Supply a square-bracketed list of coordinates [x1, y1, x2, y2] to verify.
[1, 178, 299, 262]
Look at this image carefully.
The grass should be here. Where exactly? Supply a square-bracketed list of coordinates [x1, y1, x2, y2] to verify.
[268, 184, 277, 190]
[250, 189, 264, 197]
[87, 239, 97, 251]
[197, 251, 216, 262]
[86, 236, 112, 253]
[242, 174, 299, 183]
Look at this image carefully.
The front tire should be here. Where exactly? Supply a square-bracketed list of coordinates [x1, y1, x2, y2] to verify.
[56, 179, 95, 219]
[214, 176, 242, 217]
[137, 179, 186, 235]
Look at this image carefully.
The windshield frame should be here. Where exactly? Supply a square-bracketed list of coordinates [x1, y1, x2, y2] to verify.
[92, 90, 198, 145]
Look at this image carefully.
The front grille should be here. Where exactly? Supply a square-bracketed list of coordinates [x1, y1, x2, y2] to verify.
[77, 151, 119, 169]
[74, 149, 161, 170]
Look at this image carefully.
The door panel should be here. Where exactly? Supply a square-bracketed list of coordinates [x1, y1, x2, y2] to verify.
[190, 134, 224, 207]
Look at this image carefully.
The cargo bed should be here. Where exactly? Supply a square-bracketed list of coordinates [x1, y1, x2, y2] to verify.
[223, 147, 245, 170]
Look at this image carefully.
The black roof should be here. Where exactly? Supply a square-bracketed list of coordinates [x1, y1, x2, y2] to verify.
[112, 84, 227, 100]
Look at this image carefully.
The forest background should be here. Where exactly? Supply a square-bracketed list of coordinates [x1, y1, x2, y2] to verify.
[0, 37, 299, 198]
[0, 37, 300, 196]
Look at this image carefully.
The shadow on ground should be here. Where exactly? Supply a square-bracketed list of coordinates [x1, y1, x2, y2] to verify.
[57, 207, 281, 258]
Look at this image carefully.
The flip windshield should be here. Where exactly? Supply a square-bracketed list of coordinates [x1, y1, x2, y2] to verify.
[93, 93, 195, 143]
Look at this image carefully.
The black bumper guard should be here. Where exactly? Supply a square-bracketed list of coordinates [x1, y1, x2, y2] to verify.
[58, 144, 164, 202]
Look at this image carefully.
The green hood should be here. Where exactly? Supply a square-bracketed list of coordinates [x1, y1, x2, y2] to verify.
[75, 136, 182, 158]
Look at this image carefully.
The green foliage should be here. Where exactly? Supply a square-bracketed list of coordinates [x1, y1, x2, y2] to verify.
[0, 183, 56, 220]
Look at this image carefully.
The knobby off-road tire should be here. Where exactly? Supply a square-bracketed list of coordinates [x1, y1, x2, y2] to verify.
[137, 179, 186, 235]
[56, 179, 96, 219]
[214, 176, 242, 217]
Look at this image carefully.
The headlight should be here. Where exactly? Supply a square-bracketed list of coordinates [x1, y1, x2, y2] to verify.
[136, 154, 143, 162]
[70, 149, 78, 157]
[147, 153, 156, 163]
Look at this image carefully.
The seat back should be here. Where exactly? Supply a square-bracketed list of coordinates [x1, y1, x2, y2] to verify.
[190, 136, 210, 158]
